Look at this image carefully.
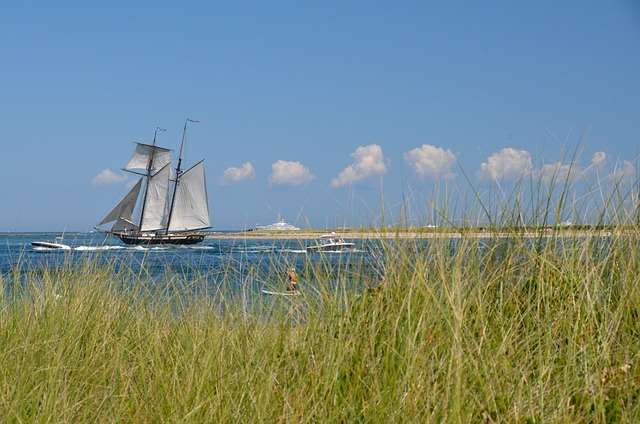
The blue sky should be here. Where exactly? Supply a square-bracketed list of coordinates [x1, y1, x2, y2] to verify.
[1, 1, 639, 231]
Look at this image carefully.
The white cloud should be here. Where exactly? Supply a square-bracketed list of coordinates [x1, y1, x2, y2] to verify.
[404, 144, 456, 179]
[269, 160, 314, 186]
[591, 151, 606, 168]
[609, 160, 636, 182]
[222, 162, 255, 184]
[331, 144, 387, 188]
[92, 168, 128, 186]
[479, 148, 533, 181]
[536, 161, 578, 183]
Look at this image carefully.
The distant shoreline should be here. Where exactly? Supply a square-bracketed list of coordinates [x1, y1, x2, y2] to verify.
[206, 228, 637, 240]
[2, 228, 637, 240]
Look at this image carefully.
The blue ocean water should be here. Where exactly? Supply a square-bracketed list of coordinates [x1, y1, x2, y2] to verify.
[0, 233, 377, 291]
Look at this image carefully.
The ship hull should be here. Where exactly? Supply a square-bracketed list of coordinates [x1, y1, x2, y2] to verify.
[113, 232, 206, 246]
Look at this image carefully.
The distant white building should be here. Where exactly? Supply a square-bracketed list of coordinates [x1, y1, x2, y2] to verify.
[255, 219, 300, 231]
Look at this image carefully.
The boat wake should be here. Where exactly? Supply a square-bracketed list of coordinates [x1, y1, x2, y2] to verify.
[74, 245, 127, 251]
[179, 245, 215, 250]
[32, 246, 67, 252]
[132, 245, 169, 251]
[307, 249, 366, 254]
[231, 246, 278, 254]
[280, 249, 308, 254]
[34, 245, 175, 252]
[72, 245, 215, 252]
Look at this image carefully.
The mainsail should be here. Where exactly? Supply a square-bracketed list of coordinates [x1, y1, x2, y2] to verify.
[98, 178, 142, 229]
[140, 164, 171, 232]
[168, 161, 210, 232]
[124, 143, 172, 174]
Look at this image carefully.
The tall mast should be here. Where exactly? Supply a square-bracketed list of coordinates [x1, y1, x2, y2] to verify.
[138, 126, 165, 231]
[166, 118, 199, 234]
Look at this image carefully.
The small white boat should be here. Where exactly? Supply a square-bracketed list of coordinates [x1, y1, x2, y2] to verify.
[31, 235, 71, 250]
[306, 232, 356, 252]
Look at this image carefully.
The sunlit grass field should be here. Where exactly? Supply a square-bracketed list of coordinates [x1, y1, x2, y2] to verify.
[2, 176, 640, 421]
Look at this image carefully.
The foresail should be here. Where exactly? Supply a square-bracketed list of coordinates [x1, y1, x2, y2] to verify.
[98, 178, 142, 226]
[140, 164, 171, 231]
[168, 161, 210, 232]
[124, 143, 172, 174]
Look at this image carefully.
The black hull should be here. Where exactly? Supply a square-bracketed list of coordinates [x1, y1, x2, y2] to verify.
[114, 232, 206, 246]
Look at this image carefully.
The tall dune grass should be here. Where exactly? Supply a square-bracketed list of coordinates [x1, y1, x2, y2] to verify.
[1, 175, 640, 421]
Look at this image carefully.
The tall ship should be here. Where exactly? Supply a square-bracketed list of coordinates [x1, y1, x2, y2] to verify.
[97, 119, 210, 245]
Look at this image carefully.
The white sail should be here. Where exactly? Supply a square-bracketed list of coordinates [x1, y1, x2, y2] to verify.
[124, 143, 171, 174]
[168, 161, 210, 232]
[140, 164, 171, 232]
[98, 178, 142, 226]
[111, 218, 138, 232]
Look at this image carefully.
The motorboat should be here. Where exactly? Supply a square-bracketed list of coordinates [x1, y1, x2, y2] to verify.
[306, 232, 356, 252]
[31, 235, 71, 250]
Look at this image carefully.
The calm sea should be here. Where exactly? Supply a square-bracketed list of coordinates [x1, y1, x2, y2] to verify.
[0, 233, 376, 291]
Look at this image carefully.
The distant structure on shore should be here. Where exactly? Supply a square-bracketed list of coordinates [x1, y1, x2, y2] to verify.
[254, 219, 300, 231]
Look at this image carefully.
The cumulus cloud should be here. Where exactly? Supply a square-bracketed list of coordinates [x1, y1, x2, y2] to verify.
[331, 144, 387, 188]
[92, 168, 128, 186]
[609, 160, 636, 182]
[591, 151, 606, 168]
[222, 162, 255, 184]
[535, 162, 578, 183]
[269, 160, 314, 186]
[479, 148, 533, 181]
[404, 144, 456, 179]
